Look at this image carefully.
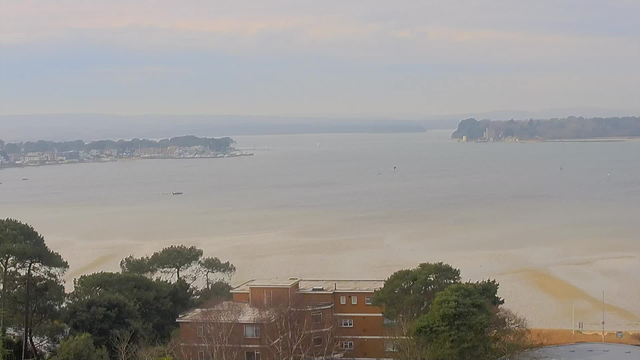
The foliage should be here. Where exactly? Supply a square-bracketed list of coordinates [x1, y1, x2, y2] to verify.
[373, 262, 461, 320]
[451, 116, 640, 140]
[119, 255, 155, 277]
[414, 283, 496, 360]
[194, 281, 232, 307]
[53, 333, 109, 360]
[0, 219, 68, 358]
[2, 136, 235, 155]
[65, 294, 142, 354]
[414, 280, 525, 360]
[70, 272, 192, 344]
[9, 273, 67, 354]
[491, 308, 531, 359]
[199, 257, 236, 289]
[149, 245, 203, 281]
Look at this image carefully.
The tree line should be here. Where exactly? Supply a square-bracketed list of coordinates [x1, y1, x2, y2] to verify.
[0, 136, 236, 155]
[0, 219, 235, 360]
[451, 116, 640, 140]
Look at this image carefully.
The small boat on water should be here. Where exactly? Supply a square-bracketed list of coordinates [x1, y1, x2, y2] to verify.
[172, 191, 183, 195]
[22, 177, 28, 181]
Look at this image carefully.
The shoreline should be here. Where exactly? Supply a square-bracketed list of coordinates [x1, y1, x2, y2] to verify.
[0, 153, 254, 170]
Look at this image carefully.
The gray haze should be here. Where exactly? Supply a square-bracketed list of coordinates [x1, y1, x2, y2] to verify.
[2, 1, 640, 115]
[2, 107, 640, 142]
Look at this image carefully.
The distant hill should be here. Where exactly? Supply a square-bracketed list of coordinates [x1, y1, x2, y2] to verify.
[2, 109, 639, 142]
[451, 116, 640, 140]
[0, 114, 426, 142]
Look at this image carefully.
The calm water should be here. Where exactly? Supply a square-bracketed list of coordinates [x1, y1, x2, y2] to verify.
[1, 131, 639, 328]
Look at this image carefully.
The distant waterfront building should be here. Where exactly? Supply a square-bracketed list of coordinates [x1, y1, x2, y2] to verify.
[177, 278, 393, 360]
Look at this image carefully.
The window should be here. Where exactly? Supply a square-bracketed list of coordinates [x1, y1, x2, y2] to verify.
[245, 325, 261, 338]
[313, 336, 323, 347]
[351, 296, 357, 305]
[245, 351, 261, 360]
[340, 319, 353, 327]
[365, 296, 372, 305]
[311, 311, 322, 324]
[384, 317, 397, 325]
[340, 296, 346, 305]
[198, 350, 205, 360]
[385, 341, 399, 352]
[340, 341, 354, 350]
[197, 324, 204, 337]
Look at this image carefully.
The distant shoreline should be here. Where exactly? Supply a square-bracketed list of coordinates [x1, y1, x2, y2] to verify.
[0, 153, 254, 170]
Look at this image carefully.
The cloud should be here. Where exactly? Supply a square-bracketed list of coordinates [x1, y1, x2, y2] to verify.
[1, 0, 639, 115]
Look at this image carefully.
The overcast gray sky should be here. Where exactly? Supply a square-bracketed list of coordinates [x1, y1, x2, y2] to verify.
[1, 0, 639, 116]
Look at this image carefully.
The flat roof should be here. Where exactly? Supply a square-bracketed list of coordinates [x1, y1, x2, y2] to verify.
[231, 278, 384, 293]
[177, 302, 273, 324]
[298, 279, 384, 292]
[521, 343, 640, 359]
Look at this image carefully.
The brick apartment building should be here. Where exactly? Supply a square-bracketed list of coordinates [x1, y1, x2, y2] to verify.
[177, 278, 397, 360]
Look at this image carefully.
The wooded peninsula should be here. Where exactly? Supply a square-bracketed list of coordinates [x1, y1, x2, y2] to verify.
[0, 136, 242, 167]
[451, 116, 640, 141]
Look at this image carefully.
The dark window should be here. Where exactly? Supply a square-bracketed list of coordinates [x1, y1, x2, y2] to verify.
[311, 311, 322, 324]
[313, 336, 323, 347]
[245, 351, 261, 360]
[245, 325, 261, 338]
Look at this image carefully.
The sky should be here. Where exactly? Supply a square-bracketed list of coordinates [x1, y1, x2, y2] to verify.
[1, 0, 639, 116]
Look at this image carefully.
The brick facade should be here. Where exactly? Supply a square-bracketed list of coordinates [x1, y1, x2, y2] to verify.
[178, 279, 394, 360]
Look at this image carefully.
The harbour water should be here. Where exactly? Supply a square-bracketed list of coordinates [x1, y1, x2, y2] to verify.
[1, 130, 639, 329]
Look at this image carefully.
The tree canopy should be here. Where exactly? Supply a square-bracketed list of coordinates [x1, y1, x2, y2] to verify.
[199, 257, 236, 289]
[70, 272, 192, 343]
[65, 294, 141, 354]
[0, 218, 68, 358]
[414, 283, 496, 360]
[373, 262, 461, 320]
[53, 333, 109, 360]
[2, 136, 236, 155]
[149, 245, 203, 281]
[451, 116, 640, 140]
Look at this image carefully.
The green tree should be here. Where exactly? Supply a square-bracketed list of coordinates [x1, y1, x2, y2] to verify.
[65, 294, 141, 355]
[70, 272, 192, 343]
[119, 255, 155, 277]
[194, 281, 232, 307]
[9, 273, 66, 356]
[148, 245, 203, 281]
[53, 333, 109, 360]
[3, 143, 20, 154]
[0, 219, 68, 359]
[414, 283, 495, 360]
[0, 219, 22, 340]
[373, 262, 460, 320]
[199, 257, 235, 289]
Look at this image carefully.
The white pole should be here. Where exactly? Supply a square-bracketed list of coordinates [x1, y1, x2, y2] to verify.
[602, 291, 605, 343]
[572, 302, 575, 336]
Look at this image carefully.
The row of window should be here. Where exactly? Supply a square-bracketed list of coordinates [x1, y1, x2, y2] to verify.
[338, 340, 399, 352]
[196, 341, 399, 359]
[197, 324, 262, 338]
[339, 295, 373, 305]
[198, 318, 359, 339]
[197, 350, 263, 360]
